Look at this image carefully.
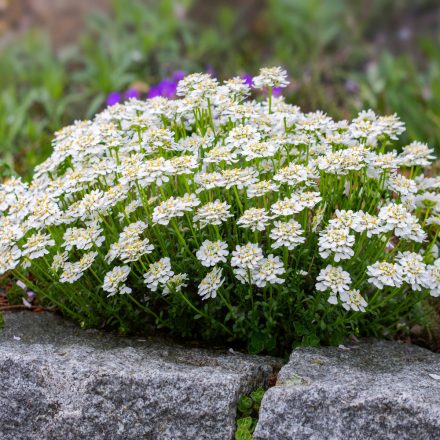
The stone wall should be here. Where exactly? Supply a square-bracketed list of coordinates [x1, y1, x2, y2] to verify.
[1, 311, 440, 439]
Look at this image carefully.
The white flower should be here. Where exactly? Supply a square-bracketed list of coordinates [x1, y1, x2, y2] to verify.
[194, 171, 225, 191]
[426, 260, 440, 297]
[142, 128, 175, 152]
[318, 225, 355, 262]
[204, 146, 238, 165]
[273, 163, 316, 186]
[378, 203, 411, 232]
[270, 197, 300, 217]
[415, 191, 440, 211]
[198, 267, 224, 300]
[22, 232, 55, 260]
[114, 238, 154, 263]
[399, 141, 436, 166]
[415, 175, 440, 191]
[176, 73, 219, 98]
[377, 113, 405, 139]
[367, 151, 400, 170]
[367, 261, 403, 289]
[237, 208, 271, 232]
[52, 251, 68, 271]
[103, 265, 132, 296]
[247, 180, 279, 198]
[387, 173, 417, 196]
[270, 191, 321, 217]
[270, 219, 305, 250]
[394, 215, 426, 243]
[221, 167, 258, 189]
[253, 255, 285, 287]
[118, 199, 142, 220]
[396, 251, 430, 291]
[78, 251, 98, 271]
[223, 76, 251, 101]
[196, 240, 229, 267]
[332, 210, 357, 229]
[143, 257, 174, 292]
[170, 155, 199, 174]
[60, 262, 84, 284]
[0, 245, 21, 275]
[427, 215, 440, 226]
[163, 273, 189, 296]
[225, 124, 261, 150]
[231, 242, 265, 283]
[252, 67, 289, 89]
[152, 193, 200, 225]
[342, 289, 368, 312]
[318, 149, 366, 174]
[193, 200, 233, 228]
[62, 222, 104, 251]
[0, 217, 24, 246]
[293, 191, 322, 209]
[231, 243, 264, 271]
[316, 265, 352, 301]
[241, 141, 279, 160]
[106, 221, 154, 263]
[352, 211, 385, 237]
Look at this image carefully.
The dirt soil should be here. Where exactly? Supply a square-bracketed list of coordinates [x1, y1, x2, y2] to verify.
[0, 0, 110, 47]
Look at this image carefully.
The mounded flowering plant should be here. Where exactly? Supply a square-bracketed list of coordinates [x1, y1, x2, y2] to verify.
[1, 67, 439, 355]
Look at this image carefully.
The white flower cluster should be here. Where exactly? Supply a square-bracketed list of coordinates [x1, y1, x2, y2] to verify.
[231, 243, 285, 288]
[0, 66, 438, 317]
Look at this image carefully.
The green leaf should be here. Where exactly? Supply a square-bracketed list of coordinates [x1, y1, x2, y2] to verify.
[235, 428, 252, 440]
[250, 387, 265, 407]
[248, 331, 266, 354]
[237, 395, 253, 415]
[236, 416, 253, 431]
[0, 161, 17, 179]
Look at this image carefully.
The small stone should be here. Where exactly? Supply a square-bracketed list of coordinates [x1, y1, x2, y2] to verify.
[255, 340, 440, 440]
[410, 324, 423, 336]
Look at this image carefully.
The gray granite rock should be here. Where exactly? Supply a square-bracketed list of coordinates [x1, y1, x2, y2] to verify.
[0, 311, 279, 440]
[254, 340, 440, 440]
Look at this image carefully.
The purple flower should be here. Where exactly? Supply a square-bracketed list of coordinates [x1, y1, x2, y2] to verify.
[160, 79, 178, 98]
[147, 84, 162, 98]
[206, 65, 216, 76]
[272, 87, 283, 97]
[172, 70, 186, 82]
[148, 78, 177, 99]
[242, 74, 253, 86]
[125, 88, 140, 99]
[261, 86, 284, 97]
[106, 91, 122, 106]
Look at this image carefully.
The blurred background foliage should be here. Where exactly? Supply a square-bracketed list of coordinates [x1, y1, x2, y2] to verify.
[1, 0, 440, 176]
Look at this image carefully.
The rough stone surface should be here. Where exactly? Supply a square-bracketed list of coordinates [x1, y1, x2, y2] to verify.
[254, 340, 440, 440]
[0, 311, 279, 440]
